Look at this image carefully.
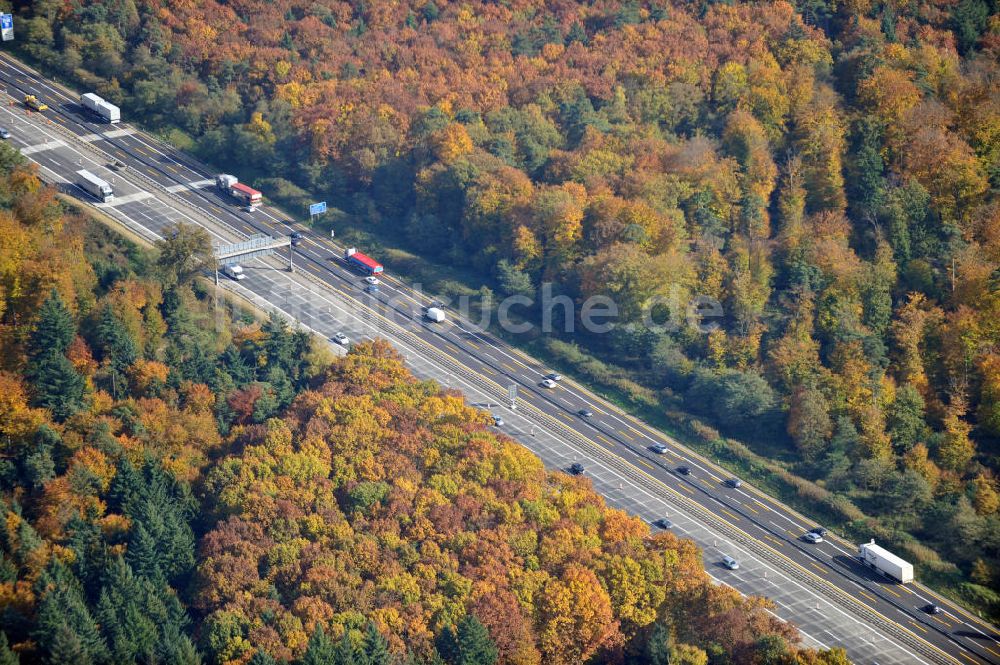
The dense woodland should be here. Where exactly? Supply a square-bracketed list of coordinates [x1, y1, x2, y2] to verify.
[0, 144, 853, 663]
[9, 0, 1000, 618]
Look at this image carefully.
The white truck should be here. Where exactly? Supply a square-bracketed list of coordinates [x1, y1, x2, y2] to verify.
[76, 170, 114, 203]
[80, 93, 121, 124]
[425, 307, 445, 323]
[216, 174, 262, 210]
[858, 540, 914, 583]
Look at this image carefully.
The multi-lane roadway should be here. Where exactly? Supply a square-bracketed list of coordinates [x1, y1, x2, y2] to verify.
[1, 51, 998, 665]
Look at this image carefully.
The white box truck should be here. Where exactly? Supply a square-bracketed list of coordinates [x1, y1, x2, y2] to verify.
[425, 307, 445, 323]
[858, 540, 914, 583]
[80, 93, 121, 124]
[76, 170, 114, 203]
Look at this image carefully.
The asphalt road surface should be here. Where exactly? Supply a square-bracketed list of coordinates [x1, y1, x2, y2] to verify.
[1, 52, 997, 665]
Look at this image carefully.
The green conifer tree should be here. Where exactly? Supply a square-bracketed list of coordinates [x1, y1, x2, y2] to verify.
[300, 626, 337, 665]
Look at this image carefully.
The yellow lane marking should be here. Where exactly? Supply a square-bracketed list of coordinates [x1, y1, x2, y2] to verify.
[809, 562, 827, 575]
[984, 646, 1000, 659]
[502, 362, 517, 372]
[882, 586, 901, 598]
[677, 483, 694, 494]
[721, 509, 741, 521]
[908, 620, 928, 635]
[466, 340, 480, 349]
[744, 504, 759, 515]
[596, 435, 612, 445]
[556, 412, 574, 423]
[859, 590, 878, 603]
[638, 460, 655, 471]
[957, 652, 978, 664]
[765, 535, 783, 547]
[620, 430, 635, 441]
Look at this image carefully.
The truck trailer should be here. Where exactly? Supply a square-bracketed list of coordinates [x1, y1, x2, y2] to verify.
[76, 170, 114, 203]
[215, 174, 262, 210]
[425, 307, 445, 323]
[344, 248, 383, 275]
[858, 540, 914, 583]
[80, 93, 121, 124]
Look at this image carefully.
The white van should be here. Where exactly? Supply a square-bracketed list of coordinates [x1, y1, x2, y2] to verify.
[222, 264, 245, 281]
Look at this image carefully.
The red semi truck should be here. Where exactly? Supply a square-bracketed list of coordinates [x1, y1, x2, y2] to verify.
[216, 174, 262, 210]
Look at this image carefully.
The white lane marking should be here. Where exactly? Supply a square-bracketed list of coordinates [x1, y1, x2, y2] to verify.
[77, 128, 136, 142]
[20, 139, 65, 155]
[165, 179, 213, 193]
[94, 191, 155, 207]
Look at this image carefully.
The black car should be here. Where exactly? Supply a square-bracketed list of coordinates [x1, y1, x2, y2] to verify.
[676, 466, 691, 475]
[922, 604, 942, 615]
[809, 527, 828, 537]
[569, 462, 585, 475]
[724, 478, 742, 488]
[290, 231, 304, 246]
[578, 409, 594, 418]
[656, 518, 673, 529]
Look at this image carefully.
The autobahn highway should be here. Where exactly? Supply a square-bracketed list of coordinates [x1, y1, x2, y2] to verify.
[2, 51, 998, 664]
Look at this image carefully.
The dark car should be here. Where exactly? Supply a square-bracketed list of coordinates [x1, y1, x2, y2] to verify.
[578, 409, 594, 418]
[656, 518, 673, 529]
[809, 527, 828, 537]
[922, 604, 942, 615]
[724, 478, 742, 488]
[676, 466, 691, 475]
[366, 284, 380, 294]
[290, 231, 304, 246]
[569, 462, 585, 475]
[650, 443, 669, 454]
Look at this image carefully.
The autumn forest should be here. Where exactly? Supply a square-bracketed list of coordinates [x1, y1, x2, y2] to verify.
[3, 0, 1000, 657]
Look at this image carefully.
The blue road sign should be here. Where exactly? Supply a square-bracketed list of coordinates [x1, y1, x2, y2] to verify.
[1, 14, 13, 42]
[309, 201, 327, 216]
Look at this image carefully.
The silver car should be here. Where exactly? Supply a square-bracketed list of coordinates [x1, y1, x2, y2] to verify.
[722, 555, 740, 570]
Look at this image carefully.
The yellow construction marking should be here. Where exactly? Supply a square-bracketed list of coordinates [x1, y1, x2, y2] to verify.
[957, 652, 978, 664]
[620, 430, 635, 441]
[908, 621, 928, 635]
[984, 646, 1000, 659]
[677, 483, 694, 494]
[787, 529, 800, 538]
[721, 509, 741, 521]
[638, 460, 655, 470]
[556, 412, 574, 423]
[466, 340, 480, 349]
[502, 362, 518, 372]
[859, 590, 878, 603]
[765, 535, 783, 547]
[882, 586, 901, 598]
[809, 561, 827, 575]
[596, 435, 612, 445]
[744, 504, 759, 515]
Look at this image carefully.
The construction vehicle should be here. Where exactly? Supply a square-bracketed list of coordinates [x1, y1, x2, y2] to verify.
[24, 95, 47, 112]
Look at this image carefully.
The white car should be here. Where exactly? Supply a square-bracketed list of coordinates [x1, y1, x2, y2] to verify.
[365, 276, 380, 285]
[541, 379, 557, 389]
[650, 443, 669, 454]
[333, 332, 350, 346]
[803, 531, 824, 544]
[492, 416, 504, 427]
